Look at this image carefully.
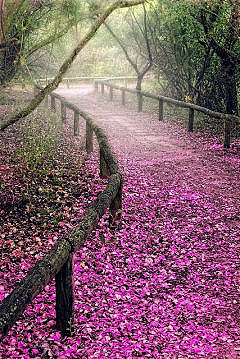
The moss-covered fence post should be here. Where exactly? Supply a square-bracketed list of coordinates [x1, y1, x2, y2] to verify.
[188, 108, 194, 132]
[55, 253, 74, 337]
[122, 89, 126, 106]
[159, 99, 163, 121]
[50, 94, 56, 112]
[61, 101, 66, 122]
[100, 149, 110, 179]
[110, 86, 113, 101]
[86, 121, 93, 153]
[34, 86, 39, 97]
[224, 118, 231, 148]
[101, 83, 104, 95]
[74, 110, 80, 136]
[109, 180, 123, 228]
[45, 95, 48, 107]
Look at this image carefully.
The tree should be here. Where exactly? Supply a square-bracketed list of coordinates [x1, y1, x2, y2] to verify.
[148, 0, 240, 115]
[104, 4, 154, 90]
[199, 0, 240, 115]
[0, 0, 90, 86]
[0, 0, 148, 131]
[147, 1, 220, 104]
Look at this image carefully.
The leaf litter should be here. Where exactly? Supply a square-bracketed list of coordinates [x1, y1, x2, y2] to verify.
[0, 88, 240, 358]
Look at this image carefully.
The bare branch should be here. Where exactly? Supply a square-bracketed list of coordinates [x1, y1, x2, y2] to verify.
[104, 22, 139, 75]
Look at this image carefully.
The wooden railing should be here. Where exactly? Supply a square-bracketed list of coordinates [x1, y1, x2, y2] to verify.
[94, 79, 240, 149]
[37, 76, 137, 88]
[0, 91, 122, 338]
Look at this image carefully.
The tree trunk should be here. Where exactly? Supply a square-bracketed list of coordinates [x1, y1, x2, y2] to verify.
[221, 58, 238, 116]
[0, 41, 21, 86]
[136, 75, 143, 91]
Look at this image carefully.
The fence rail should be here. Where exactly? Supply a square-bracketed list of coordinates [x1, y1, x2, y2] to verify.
[0, 90, 122, 338]
[94, 79, 240, 148]
[37, 76, 137, 88]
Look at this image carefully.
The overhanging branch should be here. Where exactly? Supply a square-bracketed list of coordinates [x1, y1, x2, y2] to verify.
[0, 0, 148, 131]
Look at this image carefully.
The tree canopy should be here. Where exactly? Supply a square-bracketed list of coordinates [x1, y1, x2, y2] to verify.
[0, 0, 148, 131]
[0, 0, 239, 122]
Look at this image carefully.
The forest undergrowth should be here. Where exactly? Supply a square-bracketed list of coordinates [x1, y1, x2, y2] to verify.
[0, 88, 240, 358]
[0, 89, 104, 306]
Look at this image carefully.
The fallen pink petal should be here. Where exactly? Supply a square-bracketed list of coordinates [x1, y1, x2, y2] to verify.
[0, 1, 240, 356]
[1, 81, 239, 358]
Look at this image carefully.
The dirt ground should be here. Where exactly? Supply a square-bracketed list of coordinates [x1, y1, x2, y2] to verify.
[1, 84, 240, 358]
[54, 84, 240, 357]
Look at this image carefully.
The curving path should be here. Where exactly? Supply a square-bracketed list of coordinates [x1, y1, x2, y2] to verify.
[56, 85, 239, 212]
[55, 84, 240, 358]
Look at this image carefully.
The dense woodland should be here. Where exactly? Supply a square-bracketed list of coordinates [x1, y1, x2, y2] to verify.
[0, 0, 240, 358]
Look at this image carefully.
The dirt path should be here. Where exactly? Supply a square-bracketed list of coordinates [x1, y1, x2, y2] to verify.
[56, 85, 239, 201]
[54, 85, 240, 358]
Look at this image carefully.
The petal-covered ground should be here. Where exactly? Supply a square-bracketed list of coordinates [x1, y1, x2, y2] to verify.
[0, 85, 240, 358]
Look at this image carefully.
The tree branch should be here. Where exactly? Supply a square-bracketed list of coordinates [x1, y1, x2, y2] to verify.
[0, 0, 6, 43]
[0, 0, 148, 131]
[24, 6, 109, 58]
[142, 4, 152, 64]
[105, 3, 153, 87]
[104, 22, 139, 75]
[200, 5, 240, 63]
[25, 22, 76, 58]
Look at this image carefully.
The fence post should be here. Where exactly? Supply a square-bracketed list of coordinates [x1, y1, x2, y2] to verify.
[121, 89, 125, 106]
[86, 121, 93, 153]
[224, 118, 231, 148]
[50, 95, 56, 112]
[188, 108, 194, 132]
[34, 86, 40, 97]
[100, 149, 110, 178]
[74, 111, 79, 136]
[61, 101, 66, 122]
[44, 95, 48, 107]
[110, 86, 113, 101]
[67, 80, 70, 88]
[94, 81, 98, 92]
[159, 99, 163, 121]
[137, 92, 143, 112]
[109, 180, 123, 229]
[101, 83, 104, 95]
[55, 253, 74, 337]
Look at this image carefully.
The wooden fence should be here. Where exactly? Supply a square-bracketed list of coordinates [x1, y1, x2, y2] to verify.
[0, 91, 122, 338]
[94, 79, 240, 149]
[37, 76, 137, 89]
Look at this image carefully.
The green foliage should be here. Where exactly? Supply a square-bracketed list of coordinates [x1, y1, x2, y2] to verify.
[17, 110, 62, 173]
[0, 0, 88, 85]
[45, 18, 134, 78]
[148, 0, 239, 112]
[149, 1, 206, 95]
